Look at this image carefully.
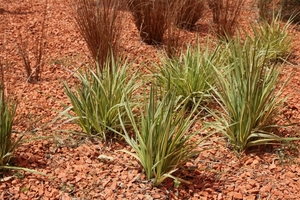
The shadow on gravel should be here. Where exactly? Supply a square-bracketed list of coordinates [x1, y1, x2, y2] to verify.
[0, 8, 34, 15]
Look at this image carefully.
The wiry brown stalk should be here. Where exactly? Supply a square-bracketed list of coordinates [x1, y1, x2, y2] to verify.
[208, 0, 244, 40]
[163, 0, 181, 57]
[282, 0, 300, 22]
[73, 0, 121, 70]
[35, 2, 47, 82]
[174, 0, 205, 30]
[17, 38, 32, 81]
[17, 0, 48, 83]
[127, 0, 187, 57]
[0, 59, 4, 102]
[257, 0, 273, 20]
[126, 0, 169, 45]
[126, 0, 205, 56]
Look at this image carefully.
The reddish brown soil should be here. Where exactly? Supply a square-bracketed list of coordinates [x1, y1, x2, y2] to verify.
[0, 0, 300, 199]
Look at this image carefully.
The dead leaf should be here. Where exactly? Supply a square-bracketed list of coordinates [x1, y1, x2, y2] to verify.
[98, 154, 114, 161]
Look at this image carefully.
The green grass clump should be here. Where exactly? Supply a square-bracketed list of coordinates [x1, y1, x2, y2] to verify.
[63, 57, 139, 141]
[251, 13, 293, 61]
[120, 87, 206, 186]
[210, 36, 296, 153]
[155, 44, 223, 108]
[0, 84, 21, 168]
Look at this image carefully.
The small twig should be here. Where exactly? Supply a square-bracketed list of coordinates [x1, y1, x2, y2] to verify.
[17, 0, 48, 83]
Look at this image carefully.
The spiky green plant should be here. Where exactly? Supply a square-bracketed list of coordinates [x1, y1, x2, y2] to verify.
[251, 12, 293, 61]
[0, 59, 45, 176]
[0, 84, 21, 168]
[120, 87, 207, 186]
[210, 36, 296, 153]
[155, 43, 223, 108]
[63, 56, 140, 141]
[0, 59, 21, 168]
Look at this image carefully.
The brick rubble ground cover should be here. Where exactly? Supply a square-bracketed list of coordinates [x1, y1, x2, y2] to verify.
[0, 0, 300, 199]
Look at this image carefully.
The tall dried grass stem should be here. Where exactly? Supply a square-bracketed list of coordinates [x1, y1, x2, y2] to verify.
[73, 0, 121, 70]
[208, 0, 244, 40]
[17, 0, 47, 83]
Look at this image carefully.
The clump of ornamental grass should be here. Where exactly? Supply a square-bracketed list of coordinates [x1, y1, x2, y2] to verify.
[209, 36, 298, 153]
[62, 55, 140, 141]
[0, 83, 20, 169]
[154, 43, 223, 108]
[0, 59, 20, 169]
[119, 87, 208, 186]
[126, 0, 169, 45]
[72, 0, 121, 71]
[208, 0, 244, 40]
[0, 62, 46, 175]
[257, 0, 300, 22]
[250, 12, 293, 62]
[173, 0, 205, 30]
[0, 83, 46, 175]
[281, 0, 300, 22]
[126, 0, 187, 57]
[257, 0, 274, 20]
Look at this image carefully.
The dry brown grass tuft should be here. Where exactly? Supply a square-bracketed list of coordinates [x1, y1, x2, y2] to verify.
[127, 0, 206, 56]
[257, 0, 275, 20]
[126, 0, 169, 45]
[174, 0, 205, 30]
[208, 0, 244, 40]
[16, 0, 48, 83]
[282, 0, 300, 22]
[72, 0, 121, 70]
[258, 0, 300, 23]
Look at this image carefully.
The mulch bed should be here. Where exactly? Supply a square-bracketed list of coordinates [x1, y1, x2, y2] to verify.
[1, 0, 300, 199]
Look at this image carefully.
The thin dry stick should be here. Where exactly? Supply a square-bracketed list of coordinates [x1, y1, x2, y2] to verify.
[34, 0, 48, 82]
[17, 0, 48, 83]
[0, 59, 4, 100]
[17, 37, 32, 80]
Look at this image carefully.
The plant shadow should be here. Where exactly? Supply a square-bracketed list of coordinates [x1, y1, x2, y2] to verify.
[0, 8, 34, 15]
[159, 167, 223, 198]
